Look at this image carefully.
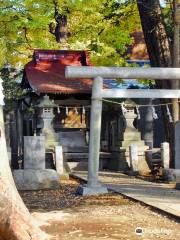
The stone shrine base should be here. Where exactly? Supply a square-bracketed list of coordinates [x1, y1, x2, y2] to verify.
[13, 169, 60, 190]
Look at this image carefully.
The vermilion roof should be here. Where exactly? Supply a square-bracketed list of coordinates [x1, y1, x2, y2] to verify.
[24, 50, 93, 94]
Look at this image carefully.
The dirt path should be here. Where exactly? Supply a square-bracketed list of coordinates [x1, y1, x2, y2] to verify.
[20, 178, 180, 240]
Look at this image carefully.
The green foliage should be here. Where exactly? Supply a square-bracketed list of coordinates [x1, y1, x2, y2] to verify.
[0, 67, 25, 101]
[0, 0, 55, 66]
[0, 0, 141, 67]
[67, 0, 141, 65]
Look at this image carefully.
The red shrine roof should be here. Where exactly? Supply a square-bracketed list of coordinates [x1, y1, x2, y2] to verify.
[24, 50, 93, 94]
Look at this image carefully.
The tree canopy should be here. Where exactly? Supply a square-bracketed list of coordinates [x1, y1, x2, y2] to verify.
[0, 0, 142, 67]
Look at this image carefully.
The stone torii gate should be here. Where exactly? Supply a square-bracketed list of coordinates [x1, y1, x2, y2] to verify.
[66, 67, 180, 195]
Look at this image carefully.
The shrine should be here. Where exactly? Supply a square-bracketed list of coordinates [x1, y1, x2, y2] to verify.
[9, 49, 165, 186]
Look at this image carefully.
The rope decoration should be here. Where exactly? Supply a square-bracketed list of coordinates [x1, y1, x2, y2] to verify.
[75, 107, 78, 115]
[101, 98, 178, 123]
[82, 106, 86, 115]
[152, 106, 158, 119]
[66, 107, 68, 116]
[54, 100, 176, 123]
[56, 106, 88, 116]
[166, 105, 173, 123]
[136, 106, 141, 120]
[57, 106, 61, 114]
[121, 103, 127, 114]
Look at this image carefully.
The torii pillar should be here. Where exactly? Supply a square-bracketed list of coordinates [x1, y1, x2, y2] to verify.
[76, 76, 108, 195]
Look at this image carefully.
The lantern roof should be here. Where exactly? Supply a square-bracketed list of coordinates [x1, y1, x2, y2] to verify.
[36, 95, 58, 108]
[124, 99, 136, 107]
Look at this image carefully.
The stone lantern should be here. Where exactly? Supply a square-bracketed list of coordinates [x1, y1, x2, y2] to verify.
[115, 99, 150, 174]
[36, 95, 59, 149]
[123, 99, 138, 133]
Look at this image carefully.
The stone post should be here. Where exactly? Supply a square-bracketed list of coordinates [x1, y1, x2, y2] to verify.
[76, 76, 108, 195]
[129, 144, 138, 172]
[161, 142, 170, 169]
[55, 145, 69, 180]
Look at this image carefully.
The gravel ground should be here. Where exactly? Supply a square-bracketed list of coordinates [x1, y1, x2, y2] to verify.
[20, 178, 180, 240]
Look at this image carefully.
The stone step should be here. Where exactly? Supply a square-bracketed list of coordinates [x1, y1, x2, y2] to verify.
[67, 158, 108, 172]
[63, 146, 88, 153]
[67, 162, 88, 171]
[64, 152, 112, 161]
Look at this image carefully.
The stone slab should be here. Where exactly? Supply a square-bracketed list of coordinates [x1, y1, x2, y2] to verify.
[13, 169, 59, 190]
[24, 136, 45, 170]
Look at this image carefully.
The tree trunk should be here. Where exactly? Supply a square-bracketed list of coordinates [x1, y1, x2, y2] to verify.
[136, 0, 172, 68]
[172, 0, 180, 122]
[0, 107, 47, 240]
[136, 0, 174, 165]
[49, 0, 68, 44]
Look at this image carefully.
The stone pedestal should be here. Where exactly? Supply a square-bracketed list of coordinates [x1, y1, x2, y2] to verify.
[13, 136, 59, 190]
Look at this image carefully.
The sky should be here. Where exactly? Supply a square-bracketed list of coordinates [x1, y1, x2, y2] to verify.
[160, 0, 166, 7]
